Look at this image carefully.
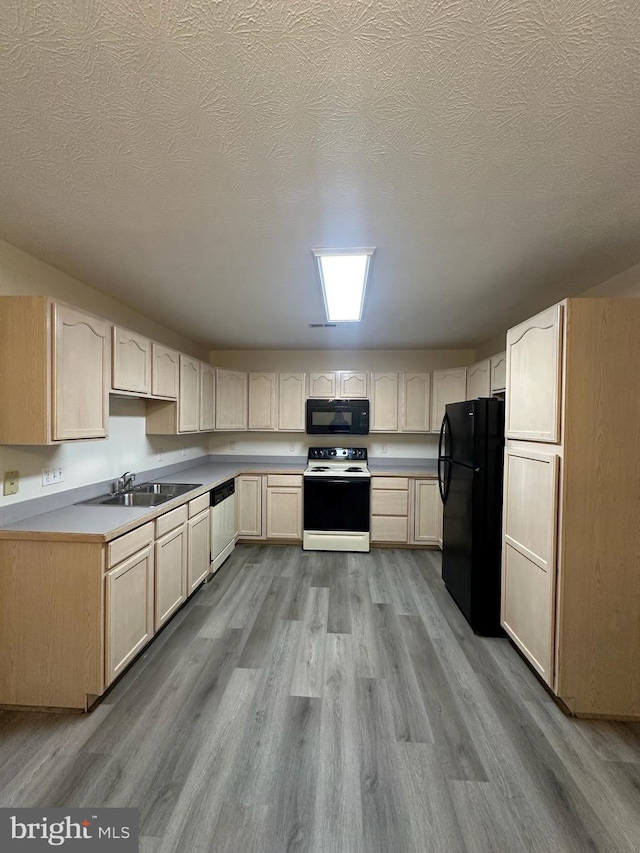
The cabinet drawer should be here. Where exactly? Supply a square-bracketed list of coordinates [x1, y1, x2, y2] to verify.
[371, 477, 409, 490]
[371, 489, 408, 516]
[155, 504, 188, 538]
[108, 522, 154, 568]
[188, 493, 209, 517]
[371, 515, 408, 543]
[267, 474, 303, 488]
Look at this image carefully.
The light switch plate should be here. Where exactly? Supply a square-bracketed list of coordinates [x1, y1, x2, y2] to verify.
[42, 467, 64, 486]
[3, 471, 19, 496]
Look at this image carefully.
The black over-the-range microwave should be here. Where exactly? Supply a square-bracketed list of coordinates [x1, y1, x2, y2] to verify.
[305, 399, 370, 435]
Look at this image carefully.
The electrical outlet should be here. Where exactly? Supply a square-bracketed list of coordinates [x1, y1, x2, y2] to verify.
[380, 443, 387, 454]
[158, 446, 164, 462]
[3, 471, 19, 496]
[289, 443, 295, 452]
[181, 444, 186, 457]
[230, 441, 236, 450]
[42, 466, 64, 486]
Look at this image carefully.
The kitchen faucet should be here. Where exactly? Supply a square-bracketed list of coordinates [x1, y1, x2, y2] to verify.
[115, 471, 136, 493]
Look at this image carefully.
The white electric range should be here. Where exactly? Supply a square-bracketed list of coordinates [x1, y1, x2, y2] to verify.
[303, 447, 371, 552]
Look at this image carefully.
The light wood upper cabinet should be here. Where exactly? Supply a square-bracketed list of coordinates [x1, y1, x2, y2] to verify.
[105, 544, 154, 685]
[466, 358, 491, 399]
[490, 352, 506, 394]
[308, 372, 336, 398]
[248, 372, 277, 430]
[430, 368, 467, 432]
[400, 373, 431, 433]
[339, 371, 368, 398]
[215, 368, 248, 430]
[199, 363, 216, 431]
[151, 344, 179, 399]
[370, 373, 399, 432]
[178, 355, 200, 433]
[111, 327, 151, 396]
[53, 303, 110, 441]
[502, 447, 559, 684]
[506, 304, 562, 442]
[278, 372, 306, 431]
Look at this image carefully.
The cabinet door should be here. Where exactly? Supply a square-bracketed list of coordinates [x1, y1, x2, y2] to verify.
[430, 368, 467, 432]
[187, 508, 211, 594]
[266, 487, 302, 540]
[151, 343, 179, 399]
[412, 479, 441, 544]
[199, 363, 216, 431]
[400, 373, 431, 432]
[278, 372, 306, 431]
[371, 477, 409, 543]
[215, 368, 248, 430]
[339, 371, 368, 398]
[179, 355, 200, 433]
[466, 359, 491, 400]
[155, 524, 188, 628]
[308, 372, 336, 398]
[105, 545, 154, 684]
[490, 352, 506, 394]
[502, 447, 559, 684]
[52, 304, 110, 440]
[237, 475, 263, 537]
[248, 372, 277, 430]
[111, 327, 151, 395]
[506, 304, 563, 442]
[370, 373, 399, 432]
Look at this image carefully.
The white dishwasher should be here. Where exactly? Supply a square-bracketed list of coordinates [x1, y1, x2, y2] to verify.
[210, 478, 236, 574]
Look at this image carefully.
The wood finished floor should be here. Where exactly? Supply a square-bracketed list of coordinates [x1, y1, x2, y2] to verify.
[1, 545, 640, 852]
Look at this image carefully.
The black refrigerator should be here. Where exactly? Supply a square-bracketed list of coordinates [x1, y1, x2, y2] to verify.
[437, 398, 505, 636]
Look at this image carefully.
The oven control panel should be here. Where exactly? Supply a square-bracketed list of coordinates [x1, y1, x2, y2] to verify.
[308, 447, 367, 461]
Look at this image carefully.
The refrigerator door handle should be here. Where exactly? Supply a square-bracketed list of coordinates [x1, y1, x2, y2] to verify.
[438, 413, 451, 504]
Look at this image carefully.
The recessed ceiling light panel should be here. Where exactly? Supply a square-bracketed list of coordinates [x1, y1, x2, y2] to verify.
[312, 247, 375, 323]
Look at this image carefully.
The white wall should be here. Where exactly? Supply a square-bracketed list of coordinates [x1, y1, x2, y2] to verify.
[209, 431, 439, 459]
[0, 239, 210, 508]
[0, 398, 209, 506]
[580, 262, 640, 298]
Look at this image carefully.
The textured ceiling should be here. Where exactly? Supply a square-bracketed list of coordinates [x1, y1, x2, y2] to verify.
[1, 0, 639, 350]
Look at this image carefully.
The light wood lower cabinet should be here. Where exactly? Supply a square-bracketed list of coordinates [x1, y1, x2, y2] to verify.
[187, 507, 211, 594]
[371, 477, 409, 543]
[266, 475, 303, 540]
[411, 479, 442, 545]
[155, 524, 188, 628]
[237, 475, 264, 538]
[105, 544, 154, 685]
[501, 447, 559, 684]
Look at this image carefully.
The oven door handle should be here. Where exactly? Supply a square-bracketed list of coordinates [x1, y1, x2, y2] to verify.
[314, 478, 355, 485]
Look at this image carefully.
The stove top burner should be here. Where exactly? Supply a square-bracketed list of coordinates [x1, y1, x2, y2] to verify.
[310, 466, 331, 471]
[345, 467, 363, 472]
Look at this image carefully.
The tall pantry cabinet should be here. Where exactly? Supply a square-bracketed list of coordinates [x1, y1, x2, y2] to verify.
[501, 298, 640, 719]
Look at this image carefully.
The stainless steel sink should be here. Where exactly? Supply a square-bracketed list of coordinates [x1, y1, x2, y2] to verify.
[80, 492, 173, 507]
[133, 482, 202, 496]
[77, 482, 202, 507]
